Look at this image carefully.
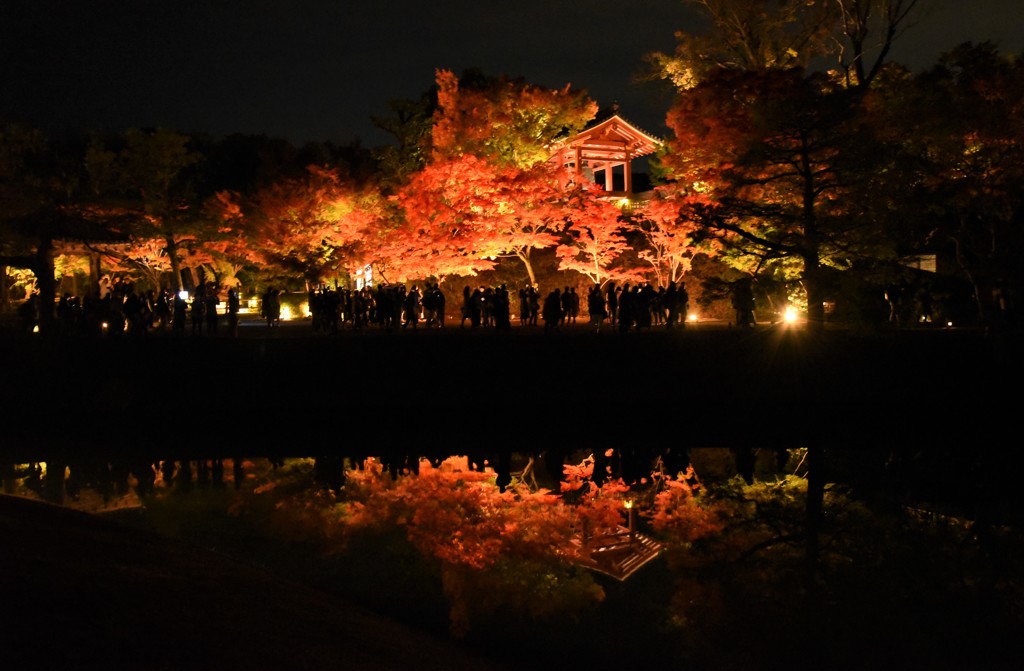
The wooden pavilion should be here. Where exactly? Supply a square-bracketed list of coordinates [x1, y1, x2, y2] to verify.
[548, 105, 663, 199]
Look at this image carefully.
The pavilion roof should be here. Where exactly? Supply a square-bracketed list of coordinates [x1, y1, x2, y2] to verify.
[550, 106, 663, 162]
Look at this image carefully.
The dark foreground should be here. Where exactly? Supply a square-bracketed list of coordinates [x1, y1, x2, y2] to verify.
[1, 323, 1021, 671]
[0, 493, 509, 671]
[0, 321, 1018, 461]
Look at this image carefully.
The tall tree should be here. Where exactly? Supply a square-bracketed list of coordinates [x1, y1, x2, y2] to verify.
[380, 69, 597, 284]
[86, 128, 208, 292]
[882, 43, 1024, 329]
[0, 123, 125, 330]
[648, 0, 919, 90]
[647, 0, 834, 89]
[235, 164, 379, 287]
[431, 69, 597, 169]
[662, 68, 891, 326]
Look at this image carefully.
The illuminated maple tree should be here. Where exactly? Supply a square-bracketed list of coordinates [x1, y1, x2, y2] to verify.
[431, 68, 597, 169]
[627, 186, 704, 287]
[556, 183, 646, 286]
[377, 69, 598, 284]
[230, 164, 379, 286]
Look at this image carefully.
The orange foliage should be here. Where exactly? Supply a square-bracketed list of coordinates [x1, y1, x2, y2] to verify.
[556, 183, 646, 285]
[648, 466, 723, 545]
[240, 165, 379, 281]
[432, 69, 597, 169]
[342, 457, 580, 570]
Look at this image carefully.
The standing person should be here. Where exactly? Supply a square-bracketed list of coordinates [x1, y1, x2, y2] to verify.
[518, 287, 530, 326]
[677, 281, 689, 328]
[205, 286, 220, 335]
[587, 284, 607, 333]
[461, 285, 473, 328]
[434, 283, 446, 328]
[731, 278, 755, 327]
[172, 291, 187, 336]
[528, 286, 540, 326]
[154, 289, 171, 334]
[262, 287, 281, 329]
[403, 285, 420, 329]
[190, 284, 206, 336]
[227, 287, 240, 337]
[543, 288, 562, 334]
[605, 281, 618, 328]
[618, 284, 634, 334]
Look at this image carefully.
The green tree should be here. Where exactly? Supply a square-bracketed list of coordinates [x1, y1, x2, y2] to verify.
[0, 123, 125, 330]
[86, 128, 211, 292]
[882, 43, 1024, 329]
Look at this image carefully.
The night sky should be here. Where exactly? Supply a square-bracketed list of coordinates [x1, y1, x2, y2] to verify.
[2, 0, 1021, 149]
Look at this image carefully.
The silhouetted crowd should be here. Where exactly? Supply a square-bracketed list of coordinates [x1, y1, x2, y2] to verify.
[15, 276, 697, 337]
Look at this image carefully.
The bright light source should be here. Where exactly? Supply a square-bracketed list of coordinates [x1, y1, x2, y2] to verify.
[688, 313, 698, 322]
[946, 320, 953, 327]
[178, 290, 189, 301]
[623, 499, 634, 509]
[32, 325, 39, 333]
[280, 305, 293, 321]
[784, 307, 798, 323]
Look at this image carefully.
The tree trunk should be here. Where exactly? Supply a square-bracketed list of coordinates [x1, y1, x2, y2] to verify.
[34, 237, 57, 333]
[804, 445, 825, 588]
[165, 236, 182, 292]
[0, 264, 9, 312]
[518, 248, 538, 288]
[88, 252, 103, 296]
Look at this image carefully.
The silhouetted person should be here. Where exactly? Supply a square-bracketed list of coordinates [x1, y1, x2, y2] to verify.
[605, 282, 618, 327]
[227, 287, 240, 337]
[732, 279, 755, 328]
[543, 288, 562, 333]
[205, 288, 220, 334]
[587, 284, 606, 332]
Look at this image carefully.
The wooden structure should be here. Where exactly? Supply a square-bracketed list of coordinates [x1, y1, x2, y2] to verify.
[548, 106, 663, 198]
[571, 505, 664, 581]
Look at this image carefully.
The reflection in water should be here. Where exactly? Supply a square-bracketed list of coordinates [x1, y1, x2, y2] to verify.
[2, 457, 270, 510]
[1, 448, 788, 512]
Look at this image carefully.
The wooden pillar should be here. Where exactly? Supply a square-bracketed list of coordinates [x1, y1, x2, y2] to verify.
[624, 150, 633, 194]
[604, 162, 613, 191]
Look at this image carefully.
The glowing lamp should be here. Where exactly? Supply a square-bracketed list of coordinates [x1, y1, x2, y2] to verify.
[784, 307, 798, 323]
[624, 499, 636, 541]
[178, 290, 189, 301]
[688, 313, 698, 322]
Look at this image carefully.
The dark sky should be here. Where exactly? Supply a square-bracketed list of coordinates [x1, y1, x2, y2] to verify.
[2, 0, 1021, 149]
